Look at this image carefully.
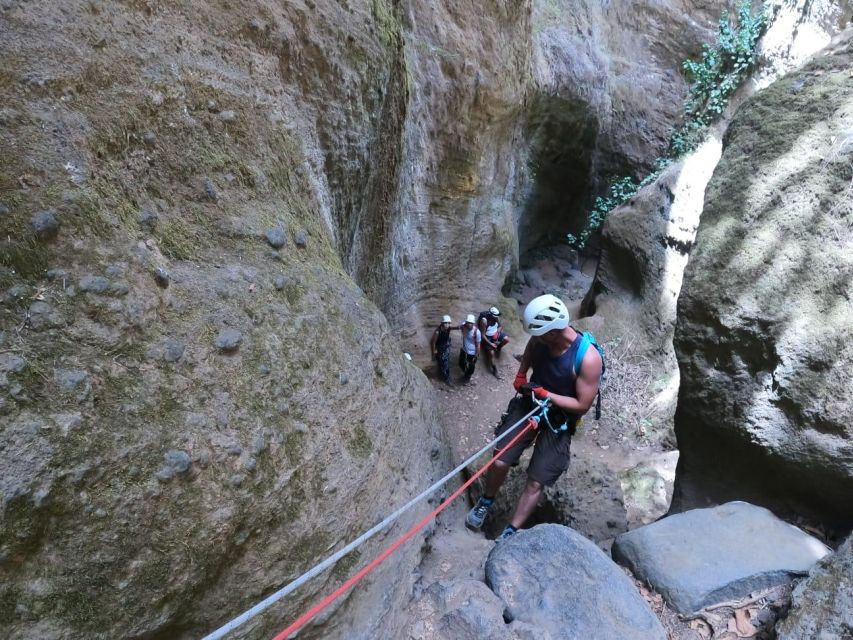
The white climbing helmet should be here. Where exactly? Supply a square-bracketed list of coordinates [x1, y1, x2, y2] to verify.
[465, 314, 476, 324]
[489, 306, 500, 316]
[442, 315, 452, 323]
[523, 294, 569, 336]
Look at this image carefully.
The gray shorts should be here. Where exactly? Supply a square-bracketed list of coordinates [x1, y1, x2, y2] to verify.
[494, 397, 573, 486]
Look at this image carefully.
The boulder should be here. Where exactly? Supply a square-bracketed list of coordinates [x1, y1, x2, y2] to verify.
[776, 535, 853, 640]
[612, 502, 831, 614]
[486, 524, 665, 640]
[671, 35, 853, 528]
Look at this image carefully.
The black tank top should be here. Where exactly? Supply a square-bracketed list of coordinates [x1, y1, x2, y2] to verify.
[435, 325, 451, 348]
[529, 335, 581, 399]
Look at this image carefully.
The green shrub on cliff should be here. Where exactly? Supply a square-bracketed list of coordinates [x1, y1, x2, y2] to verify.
[567, 1, 770, 250]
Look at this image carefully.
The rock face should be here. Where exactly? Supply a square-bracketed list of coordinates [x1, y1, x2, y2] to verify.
[671, 34, 853, 529]
[612, 502, 831, 614]
[486, 524, 666, 640]
[776, 534, 853, 640]
[580, 0, 852, 449]
[392, 0, 734, 350]
[0, 2, 449, 638]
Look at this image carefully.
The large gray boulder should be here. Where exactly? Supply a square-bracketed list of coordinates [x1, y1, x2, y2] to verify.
[612, 502, 831, 614]
[671, 35, 853, 528]
[486, 524, 666, 640]
[776, 535, 853, 640]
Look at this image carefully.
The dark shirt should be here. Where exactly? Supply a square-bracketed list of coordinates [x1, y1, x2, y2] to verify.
[529, 335, 582, 400]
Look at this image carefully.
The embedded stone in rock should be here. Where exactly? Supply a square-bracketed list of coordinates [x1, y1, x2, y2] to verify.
[776, 535, 853, 640]
[294, 230, 307, 247]
[27, 301, 64, 330]
[138, 204, 159, 228]
[0, 353, 26, 377]
[273, 275, 286, 290]
[265, 227, 287, 249]
[162, 338, 185, 363]
[55, 369, 91, 402]
[31, 210, 59, 239]
[215, 329, 242, 351]
[611, 502, 831, 614]
[486, 524, 665, 640]
[202, 178, 218, 201]
[79, 275, 111, 293]
[164, 450, 191, 473]
[154, 267, 170, 288]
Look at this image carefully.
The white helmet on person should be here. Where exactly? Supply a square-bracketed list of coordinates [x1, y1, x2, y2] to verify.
[489, 306, 500, 316]
[523, 294, 569, 336]
[442, 315, 452, 323]
[465, 314, 476, 324]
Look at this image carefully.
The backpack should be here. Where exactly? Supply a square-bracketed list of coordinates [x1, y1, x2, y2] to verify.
[572, 329, 606, 420]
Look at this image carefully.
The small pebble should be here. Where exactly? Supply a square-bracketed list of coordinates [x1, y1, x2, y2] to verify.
[294, 230, 308, 247]
[273, 276, 286, 290]
[218, 110, 236, 123]
[265, 227, 287, 249]
[154, 267, 170, 288]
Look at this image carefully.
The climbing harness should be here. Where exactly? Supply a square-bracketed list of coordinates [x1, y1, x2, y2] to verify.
[202, 402, 547, 640]
[532, 394, 574, 435]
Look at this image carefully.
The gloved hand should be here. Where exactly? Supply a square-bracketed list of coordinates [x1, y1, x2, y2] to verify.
[513, 372, 527, 392]
[530, 386, 549, 400]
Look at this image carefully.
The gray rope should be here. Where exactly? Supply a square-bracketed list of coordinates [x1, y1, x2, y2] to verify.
[201, 403, 541, 640]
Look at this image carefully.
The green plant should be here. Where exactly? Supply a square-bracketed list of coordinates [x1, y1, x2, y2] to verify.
[568, 1, 770, 250]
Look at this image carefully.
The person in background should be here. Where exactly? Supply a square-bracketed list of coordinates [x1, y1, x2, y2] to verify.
[466, 294, 602, 541]
[478, 306, 509, 377]
[458, 314, 481, 380]
[430, 315, 457, 385]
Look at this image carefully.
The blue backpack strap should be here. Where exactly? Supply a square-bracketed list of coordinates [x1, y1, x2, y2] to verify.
[574, 330, 605, 420]
[573, 332, 592, 377]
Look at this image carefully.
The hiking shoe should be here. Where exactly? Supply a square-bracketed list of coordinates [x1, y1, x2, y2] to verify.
[491, 364, 499, 378]
[466, 497, 493, 529]
[496, 525, 517, 542]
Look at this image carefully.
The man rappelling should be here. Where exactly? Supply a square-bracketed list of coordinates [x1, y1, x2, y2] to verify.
[465, 294, 604, 541]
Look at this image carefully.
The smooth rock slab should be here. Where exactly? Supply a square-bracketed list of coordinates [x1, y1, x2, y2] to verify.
[776, 534, 853, 640]
[612, 501, 831, 614]
[486, 524, 665, 640]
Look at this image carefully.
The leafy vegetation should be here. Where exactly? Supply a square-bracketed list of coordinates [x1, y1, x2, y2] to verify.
[567, 1, 770, 250]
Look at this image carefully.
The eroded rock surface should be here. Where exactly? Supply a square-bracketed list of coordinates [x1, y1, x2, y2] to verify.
[777, 535, 853, 640]
[671, 34, 853, 528]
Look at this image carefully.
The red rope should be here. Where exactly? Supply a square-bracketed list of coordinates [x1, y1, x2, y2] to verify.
[271, 417, 538, 640]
